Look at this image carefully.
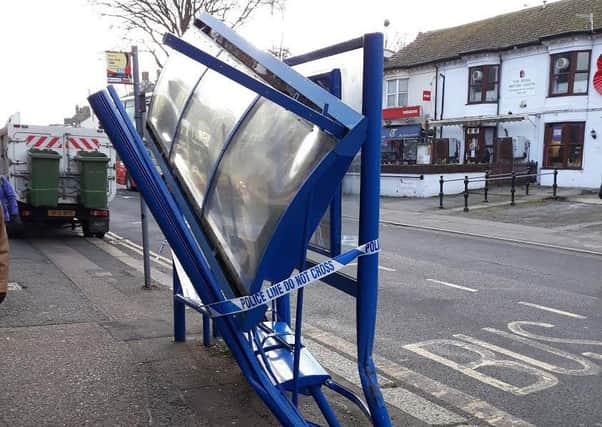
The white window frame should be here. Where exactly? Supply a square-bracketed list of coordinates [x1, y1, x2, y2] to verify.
[384, 78, 409, 107]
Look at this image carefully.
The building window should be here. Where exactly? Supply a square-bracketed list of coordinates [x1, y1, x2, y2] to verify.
[381, 139, 417, 165]
[468, 65, 499, 104]
[385, 78, 408, 107]
[549, 51, 591, 96]
[544, 122, 585, 169]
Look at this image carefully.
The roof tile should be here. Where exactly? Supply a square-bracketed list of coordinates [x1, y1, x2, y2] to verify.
[386, 0, 602, 69]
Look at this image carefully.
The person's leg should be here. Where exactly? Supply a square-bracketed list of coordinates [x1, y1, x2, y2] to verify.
[0, 208, 8, 305]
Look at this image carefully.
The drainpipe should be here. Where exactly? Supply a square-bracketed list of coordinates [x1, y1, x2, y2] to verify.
[439, 72, 446, 138]
[497, 52, 502, 116]
[434, 65, 439, 125]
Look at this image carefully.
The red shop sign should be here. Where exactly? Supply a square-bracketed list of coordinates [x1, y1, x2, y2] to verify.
[382, 106, 421, 120]
[422, 90, 432, 101]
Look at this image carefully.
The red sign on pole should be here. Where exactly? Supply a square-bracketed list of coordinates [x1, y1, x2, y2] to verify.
[422, 90, 432, 101]
[382, 106, 421, 120]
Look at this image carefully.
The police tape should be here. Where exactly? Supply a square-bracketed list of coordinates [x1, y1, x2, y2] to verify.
[202, 239, 380, 318]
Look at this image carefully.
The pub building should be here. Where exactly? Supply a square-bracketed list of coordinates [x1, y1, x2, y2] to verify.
[378, 0, 602, 197]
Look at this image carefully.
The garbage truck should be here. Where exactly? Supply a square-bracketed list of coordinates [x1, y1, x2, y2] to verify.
[0, 113, 116, 237]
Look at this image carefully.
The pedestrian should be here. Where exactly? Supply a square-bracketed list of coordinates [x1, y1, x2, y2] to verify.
[0, 175, 16, 305]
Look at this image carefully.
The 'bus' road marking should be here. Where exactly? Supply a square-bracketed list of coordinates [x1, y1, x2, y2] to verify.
[583, 352, 602, 360]
[426, 278, 478, 293]
[517, 301, 587, 319]
[304, 338, 468, 425]
[304, 324, 533, 427]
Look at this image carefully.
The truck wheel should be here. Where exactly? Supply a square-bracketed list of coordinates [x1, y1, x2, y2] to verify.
[95, 232, 106, 239]
[82, 222, 94, 238]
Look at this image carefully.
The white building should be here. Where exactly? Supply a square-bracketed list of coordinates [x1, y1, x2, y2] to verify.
[384, 0, 602, 189]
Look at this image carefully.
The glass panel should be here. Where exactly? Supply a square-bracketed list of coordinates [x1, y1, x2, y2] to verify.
[552, 74, 569, 95]
[567, 144, 583, 168]
[470, 67, 483, 85]
[469, 85, 482, 103]
[397, 93, 408, 107]
[402, 139, 417, 163]
[204, 98, 336, 290]
[398, 78, 409, 92]
[387, 79, 397, 94]
[386, 94, 396, 107]
[546, 125, 563, 168]
[554, 55, 570, 74]
[573, 72, 589, 94]
[547, 146, 564, 168]
[566, 123, 583, 144]
[485, 83, 498, 102]
[309, 207, 331, 252]
[171, 69, 256, 208]
[483, 128, 495, 146]
[148, 32, 220, 156]
[576, 51, 590, 71]
[488, 66, 499, 83]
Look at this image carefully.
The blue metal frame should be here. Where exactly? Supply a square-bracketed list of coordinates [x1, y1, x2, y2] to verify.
[89, 88, 308, 426]
[163, 33, 347, 139]
[194, 13, 363, 130]
[90, 20, 390, 426]
[307, 70, 343, 258]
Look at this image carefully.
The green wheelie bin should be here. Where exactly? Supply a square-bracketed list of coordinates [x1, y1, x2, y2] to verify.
[76, 150, 109, 209]
[28, 148, 61, 207]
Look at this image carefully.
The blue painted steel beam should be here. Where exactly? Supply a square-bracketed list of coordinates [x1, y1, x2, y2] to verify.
[162, 33, 347, 139]
[356, 33, 392, 426]
[285, 37, 364, 66]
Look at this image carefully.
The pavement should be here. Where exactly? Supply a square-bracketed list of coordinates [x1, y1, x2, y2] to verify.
[375, 184, 602, 255]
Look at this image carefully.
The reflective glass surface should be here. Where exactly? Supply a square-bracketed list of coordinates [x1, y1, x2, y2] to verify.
[171, 67, 256, 208]
[148, 31, 219, 156]
[204, 98, 336, 288]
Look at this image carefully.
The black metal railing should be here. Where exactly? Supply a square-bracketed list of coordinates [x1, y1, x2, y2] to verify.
[438, 169, 559, 211]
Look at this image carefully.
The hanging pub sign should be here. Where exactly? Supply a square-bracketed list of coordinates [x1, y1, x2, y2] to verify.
[105, 51, 133, 84]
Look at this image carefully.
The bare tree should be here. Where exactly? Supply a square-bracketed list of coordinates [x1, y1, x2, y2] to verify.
[91, 0, 284, 69]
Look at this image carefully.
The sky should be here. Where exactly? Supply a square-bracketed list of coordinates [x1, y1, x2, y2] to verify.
[0, 0, 562, 125]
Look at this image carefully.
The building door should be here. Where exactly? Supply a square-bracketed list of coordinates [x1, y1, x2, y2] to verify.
[464, 126, 496, 163]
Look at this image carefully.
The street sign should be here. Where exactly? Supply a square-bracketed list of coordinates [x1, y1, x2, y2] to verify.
[105, 51, 132, 84]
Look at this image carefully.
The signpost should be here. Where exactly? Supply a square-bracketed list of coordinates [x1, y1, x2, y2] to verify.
[131, 46, 151, 289]
[104, 47, 151, 289]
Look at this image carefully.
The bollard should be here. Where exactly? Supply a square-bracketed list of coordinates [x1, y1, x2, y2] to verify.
[511, 171, 516, 206]
[463, 175, 469, 212]
[439, 175, 444, 209]
[483, 171, 489, 202]
[525, 177, 530, 196]
[553, 169, 558, 199]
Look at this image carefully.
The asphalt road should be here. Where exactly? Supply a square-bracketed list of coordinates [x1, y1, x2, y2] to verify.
[108, 188, 170, 256]
[107, 189, 602, 426]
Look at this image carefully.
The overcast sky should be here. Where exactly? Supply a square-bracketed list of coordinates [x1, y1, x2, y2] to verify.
[0, 0, 561, 124]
